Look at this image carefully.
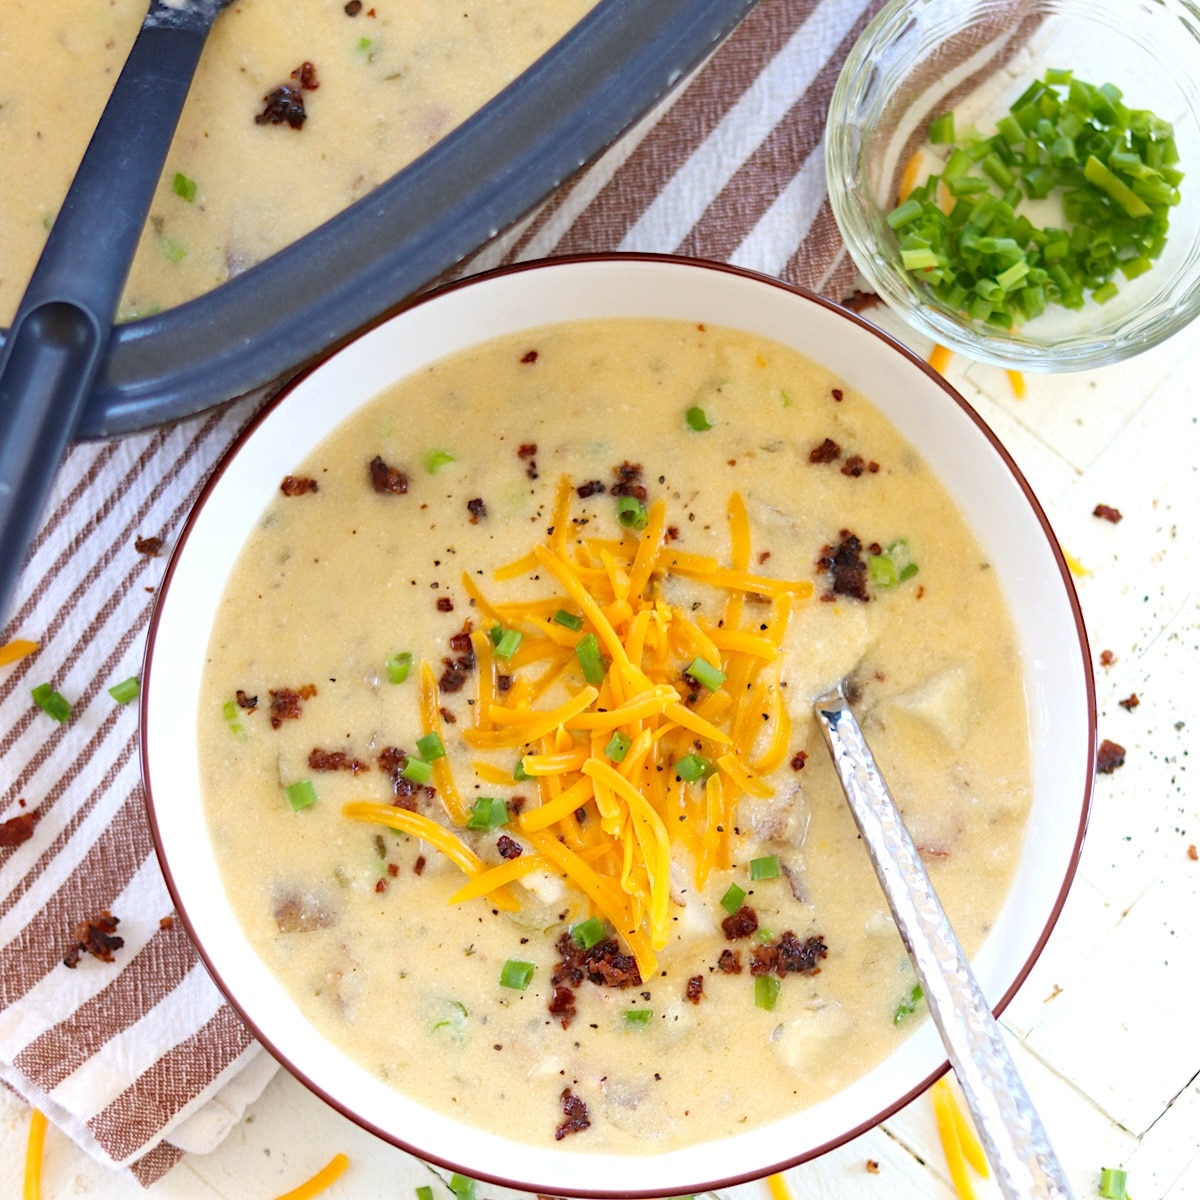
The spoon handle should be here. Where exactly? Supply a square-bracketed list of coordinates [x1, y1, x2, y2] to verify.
[0, 10, 211, 622]
[813, 686, 1074, 1200]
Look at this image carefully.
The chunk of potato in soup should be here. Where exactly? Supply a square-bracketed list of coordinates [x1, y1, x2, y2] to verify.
[0, 0, 597, 324]
[198, 319, 1031, 1152]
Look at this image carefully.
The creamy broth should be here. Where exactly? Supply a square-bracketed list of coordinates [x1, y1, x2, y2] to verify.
[0, 0, 596, 324]
[198, 320, 1031, 1153]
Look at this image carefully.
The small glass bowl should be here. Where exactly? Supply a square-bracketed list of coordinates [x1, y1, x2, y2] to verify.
[826, 0, 1200, 370]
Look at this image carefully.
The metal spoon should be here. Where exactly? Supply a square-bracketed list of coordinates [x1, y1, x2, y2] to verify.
[813, 683, 1074, 1200]
[0, 0, 235, 623]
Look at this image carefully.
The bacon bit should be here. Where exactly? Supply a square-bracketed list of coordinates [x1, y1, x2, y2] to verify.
[436, 597, 454, 613]
[518, 443, 538, 459]
[377, 747, 435, 808]
[1093, 504, 1123, 524]
[308, 748, 369, 774]
[448, 620, 475, 657]
[134, 535, 163, 556]
[721, 905, 758, 940]
[280, 475, 319, 496]
[0, 810, 38, 848]
[685, 975, 704, 1004]
[551, 930, 641, 989]
[1099, 649, 1116, 667]
[291, 61, 319, 90]
[467, 497, 487, 524]
[414, 855, 426, 875]
[1189, 845, 1198, 862]
[159, 915, 175, 930]
[817, 530, 870, 602]
[665, 525, 680, 542]
[548, 985, 576, 1028]
[808, 437, 841, 464]
[268, 684, 317, 728]
[1118, 693, 1140, 711]
[866, 1160, 881, 1175]
[1097, 739, 1126, 774]
[496, 833, 523, 860]
[235, 689, 258, 710]
[610, 461, 647, 501]
[374, 878, 388, 894]
[63, 911, 124, 968]
[439, 664, 469, 692]
[344, 0, 362, 12]
[789, 750, 808, 771]
[369, 455, 408, 494]
[749, 931, 827, 977]
[831, 387, 845, 400]
[840, 455, 867, 478]
[255, 83, 307, 129]
[521, 350, 539, 364]
[387, 862, 399, 877]
[439, 706, 457, 724]
[716, 948, 742, 974]
[555, 1088, 591, 1140]
[576, 480, 605, 499]
[496, 674, 512, 692]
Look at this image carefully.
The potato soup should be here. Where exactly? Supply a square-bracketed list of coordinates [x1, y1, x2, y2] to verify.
[197, 319, 1031, 1153]
[0, 0, 597, 324]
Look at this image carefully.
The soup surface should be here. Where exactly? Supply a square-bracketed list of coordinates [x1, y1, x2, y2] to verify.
[0, 0, 596, 325]
[197, 319, 1031, 1153]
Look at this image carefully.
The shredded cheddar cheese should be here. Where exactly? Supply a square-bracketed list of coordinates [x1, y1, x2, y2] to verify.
[932, 1077, 989, 1199]
[766, 1172, 795, 1200]
[23, 1108, 46, 1200]
[343, 477, 809, 976]
[271, 1152, 350, 1200]
[1006, 369, 1027, 400]
[928, 343, 954, 375]
[1, 639, 39, 668]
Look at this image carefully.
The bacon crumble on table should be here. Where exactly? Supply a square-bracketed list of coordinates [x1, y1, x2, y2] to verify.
[134, 534, 163, 556]
[0, 810, 38, 848]
[1099, 649, 1117, 667]
[63, 911, 124, 968]
[1118, 693, 1140, 711]
[369, 455, 408, 494]
[554, 1088, 591, 1140]
[1097, 738, 1126, 774]
[1093, 504, 1123, 523]
[280, 474, 319, 496]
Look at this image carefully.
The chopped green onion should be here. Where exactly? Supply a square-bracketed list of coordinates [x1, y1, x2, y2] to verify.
[1098, 1167, 1129, 1199]
[571, 916, 607, 948]
[749, 855, 779, 880]
[604, 731, 632, 763]
[171, 172, 197, 202]
[401, 757, 433, 785]
[867, 539, 918, 590]
[222, 699, 246, 738]
[754, 927, 774, 944]
[416, 1187, 434, 1200]
[108, 676, 140, 705]
[159, 236, 186, 264]
[449, 1175, 476, 1200]
[386, 652, 413, 684]
[493, 627, 522, 660]
[928, 112, 955, 144]
[285, 780, 318, 811]
[623, 1008, 653, 1026]
[499, 959, 535, 990]
[720, 883, 746, 914]
[467, 796, 510, 830]
[893, 982, 924, 1024]
[513, 758, 533, 781]
[754, 975, 781, 1011]
[616, 494, 649, 530]
[552, 609, 583, 631]
[424, 449, 456, 473]
[415, 732, 445, 761]
[31, 683, 71, 723]
[685, 405, 714, 431]
[674, 753, 715, 783]
[575, 632, 606, 685]
[685, 656, 725, 691]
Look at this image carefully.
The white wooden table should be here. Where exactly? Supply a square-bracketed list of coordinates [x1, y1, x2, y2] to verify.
[3, 306, 1197, 1200]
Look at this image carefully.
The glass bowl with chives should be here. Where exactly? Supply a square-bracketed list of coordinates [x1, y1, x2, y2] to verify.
[825, 0, 1200, 370]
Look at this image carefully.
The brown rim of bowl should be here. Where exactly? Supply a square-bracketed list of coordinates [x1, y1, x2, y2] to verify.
[139, 252, 1097, 1198]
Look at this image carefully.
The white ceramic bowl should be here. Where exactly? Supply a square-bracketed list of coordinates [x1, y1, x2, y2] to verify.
[141, 256, 1095, 1196]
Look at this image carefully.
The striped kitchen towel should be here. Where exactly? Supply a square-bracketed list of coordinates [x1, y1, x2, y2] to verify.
[0, 0, 881, 1183]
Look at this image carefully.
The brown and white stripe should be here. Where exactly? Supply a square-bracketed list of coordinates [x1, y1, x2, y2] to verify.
[1, 0, 884, 1183]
